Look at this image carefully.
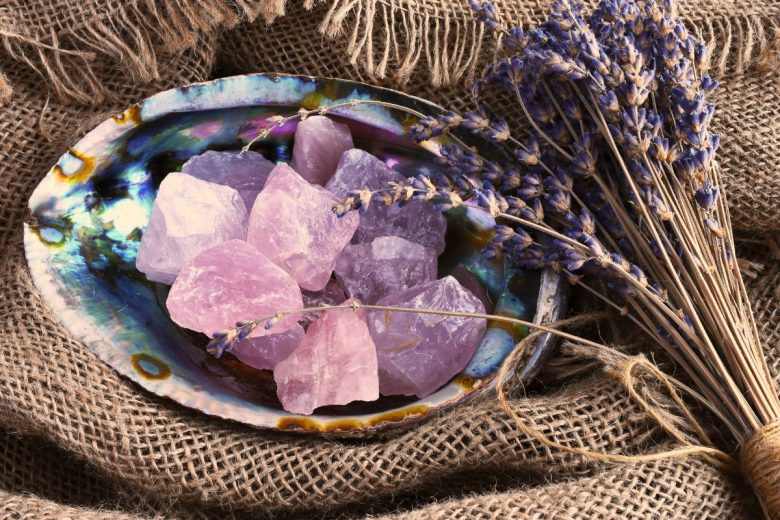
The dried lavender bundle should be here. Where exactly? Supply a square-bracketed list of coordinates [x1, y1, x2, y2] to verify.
[335, 0, 780, 515]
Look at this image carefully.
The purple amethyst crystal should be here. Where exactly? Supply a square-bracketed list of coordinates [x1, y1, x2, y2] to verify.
[368, 276, 487, 397]
[325, 149, 447, 253]
[231, 325, 305, 371]
[181, 150, 275, 210]
[334, 236, 438, 304]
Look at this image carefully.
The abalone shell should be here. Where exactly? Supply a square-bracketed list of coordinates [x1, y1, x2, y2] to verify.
[24, 74, 567, 434]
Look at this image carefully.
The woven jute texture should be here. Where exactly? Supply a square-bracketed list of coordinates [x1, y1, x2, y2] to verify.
[1, 0, 779, 518]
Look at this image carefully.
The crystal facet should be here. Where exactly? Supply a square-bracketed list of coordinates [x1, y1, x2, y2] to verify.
[302, 277, 348, 309]
[274, 299, 379, 414]
[291, 116, 354, 186]
[247, 163, 359, 291]
[231, 325, 305, 371]
[181, 150, 275, 210]
[136, 172, 248, 284]
[166, 239, 302, 337]
[334, 236, 438, 304]
[325, 149, 447, 253]
[301, 277, 348, 325]
[368, 276, 487, 397]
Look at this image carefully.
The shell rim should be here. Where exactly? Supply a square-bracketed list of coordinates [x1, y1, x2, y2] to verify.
[23, 72, 568, 435]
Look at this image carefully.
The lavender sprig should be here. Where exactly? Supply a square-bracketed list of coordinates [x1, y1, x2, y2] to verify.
[332, 0, 780, 450]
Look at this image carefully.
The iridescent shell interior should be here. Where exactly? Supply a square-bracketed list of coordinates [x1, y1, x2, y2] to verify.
[24, 74, 566, 434]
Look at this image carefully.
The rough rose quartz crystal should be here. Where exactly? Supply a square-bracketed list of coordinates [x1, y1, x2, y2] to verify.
[166, 239, 302, 337]
[181, 150, 275, 210]
[334, 236, 438, 304]
[325, 149, 447, 253]
[136, 172, 248, 284]
[274, 299, 379, 414]
[291, 115, 354, 185]
[231, 325, 304, 370]
[368, 276, 487, 398]
[247, 163, 360, 291]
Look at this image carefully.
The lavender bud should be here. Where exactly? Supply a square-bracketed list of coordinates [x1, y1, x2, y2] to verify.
[704, 217, 725, 238]
[694, 179, 718, 209]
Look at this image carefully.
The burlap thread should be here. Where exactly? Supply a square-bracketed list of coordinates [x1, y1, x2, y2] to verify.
[1, 0, 780, 517]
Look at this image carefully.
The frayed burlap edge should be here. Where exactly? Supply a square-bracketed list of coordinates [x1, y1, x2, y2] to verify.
[319, 0, 780, 86]
[0, 0, 286, 104]
[4, 0, 780, 104]
[319, 0, 490, 87]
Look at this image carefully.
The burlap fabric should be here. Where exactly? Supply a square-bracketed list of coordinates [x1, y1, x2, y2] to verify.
[0, 0, 778, 517]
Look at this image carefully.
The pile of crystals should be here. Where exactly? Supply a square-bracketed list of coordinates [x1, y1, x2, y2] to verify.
[136, 115, 489, 414]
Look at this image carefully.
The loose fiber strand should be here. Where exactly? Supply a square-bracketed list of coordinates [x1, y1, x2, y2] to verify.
[741, 16, 757, 73]
[716, 18, 733, 77]
[394, 6, 425, 84]
[427, 9, 442, 86]
[320, 0, 359, 36]
[362, 0, 378, 75]
[376, 1, 392, 78]
[388, 0, 402, 69]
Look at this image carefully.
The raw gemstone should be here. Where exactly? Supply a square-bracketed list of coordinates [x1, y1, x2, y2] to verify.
[368, 276, 487, 398]
[301, 277, 348, 325]
[451, 264, 495, 314]
[181, 150, 275, 210]
[274, 299, 379, 414]
[231, 325, 304, 370]
[334, 236, 438, 304]
[325, 149, 447, 253]
[291, 115, 354, 185]
[247, 163, 360, 291]
[302, 277, 348, 309]
[166, 239, 302, 337]
[136, 172, 248, 284]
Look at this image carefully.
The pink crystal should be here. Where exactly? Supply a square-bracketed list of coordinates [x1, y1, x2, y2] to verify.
[166, 239, 302, 337]
[274, 299, 379, 414]
[247, 163, 360, 291]
[334, 236, 438, 304]
[136, 172, 248, 284]
[368, 276, 487, 398]
[325, 149, 447, 253]
[181, 150, 275, 210]
[291, 115, 354, 185]
[231, 325, 304, 370]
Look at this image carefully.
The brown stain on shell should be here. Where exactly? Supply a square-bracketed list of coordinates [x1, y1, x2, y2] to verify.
[113, 104, 142, 126]
[453, 375, 481, 392]
[27, 222, 66, 247]
[367, 404, 430, 427]
[53, 149, 95, 184]
[277, 417, 321, 432]
[131, 353, 171, 380]
[277, 404, 432, 432]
